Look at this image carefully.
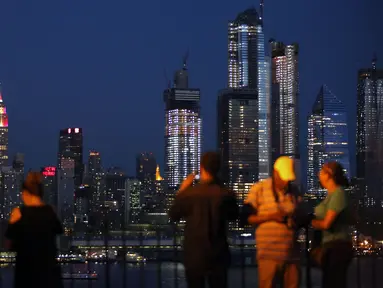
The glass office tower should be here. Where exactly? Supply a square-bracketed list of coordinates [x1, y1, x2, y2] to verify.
[307, 85, 350, 198]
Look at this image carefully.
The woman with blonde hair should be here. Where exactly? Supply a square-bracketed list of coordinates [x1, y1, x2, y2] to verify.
[5, 171, 63, 288]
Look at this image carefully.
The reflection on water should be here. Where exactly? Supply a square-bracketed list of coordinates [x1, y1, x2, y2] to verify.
[0, 258, 382, 287]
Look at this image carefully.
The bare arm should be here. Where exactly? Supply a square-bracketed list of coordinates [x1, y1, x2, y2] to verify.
[5, 207, 22, 250]
[312, 210, 338, 230]
[312, 189, 346, 230]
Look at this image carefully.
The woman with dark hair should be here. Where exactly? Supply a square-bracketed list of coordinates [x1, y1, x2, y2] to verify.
[5, 171, 63, 288]
[311, 162, 353, 288]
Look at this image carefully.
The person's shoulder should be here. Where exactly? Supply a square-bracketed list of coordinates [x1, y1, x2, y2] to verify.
[9, 207, 22, 224]
[45, 204, 58, 213]
[251, 178, 271, 191]
[333, 187, 347, 200]
[176, 186, 195, 199]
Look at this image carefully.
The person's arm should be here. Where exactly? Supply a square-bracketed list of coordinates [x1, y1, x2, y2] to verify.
[224, 191, 239, 221]
[312, 189, 346, 230]
[244, 182, 285, 226]
[248, 212, 285, 225]
[169, 174, 196, 222]
[5, 207, 22, 250]
[168, 191, 190, 222]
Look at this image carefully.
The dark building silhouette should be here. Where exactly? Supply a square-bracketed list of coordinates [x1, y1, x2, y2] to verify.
[136, 152, 157, 208]
[217, 89, 258, 203]
[105, 167, 127, 230]
[41, 166, 58, 209]
[57, 128, 84, 187]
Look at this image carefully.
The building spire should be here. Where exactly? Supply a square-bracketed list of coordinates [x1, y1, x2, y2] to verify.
[156, 165, 163, 181]
[372, 53, 377, 70]
[260, 0, 264, 24]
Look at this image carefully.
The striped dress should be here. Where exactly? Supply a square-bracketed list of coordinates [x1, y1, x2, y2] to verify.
[245, 178, 300, 261]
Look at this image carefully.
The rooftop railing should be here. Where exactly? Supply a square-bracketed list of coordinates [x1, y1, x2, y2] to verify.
[0, 224, 382, 287]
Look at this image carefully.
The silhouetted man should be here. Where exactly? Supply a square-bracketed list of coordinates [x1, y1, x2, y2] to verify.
[169, 151, 238, 288]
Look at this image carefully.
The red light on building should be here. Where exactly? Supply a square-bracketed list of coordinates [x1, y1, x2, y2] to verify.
[42, 166, 56, 177]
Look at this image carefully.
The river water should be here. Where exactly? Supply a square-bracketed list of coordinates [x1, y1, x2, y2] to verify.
[0, 258, 381, 287]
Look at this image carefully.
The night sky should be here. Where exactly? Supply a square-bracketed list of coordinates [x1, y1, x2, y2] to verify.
[0, 0, 381, 180]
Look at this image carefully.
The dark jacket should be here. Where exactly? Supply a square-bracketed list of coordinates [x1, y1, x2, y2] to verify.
[169, 181, 238, 273]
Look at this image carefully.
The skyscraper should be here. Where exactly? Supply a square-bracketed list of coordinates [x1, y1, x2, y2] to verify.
[356, 56, 383, 206]
[228, 7, 270, 179]
[125, 178, 142, 224]
[136, 152, 156, 181]
[0, 86, 9, 168]
[270, 40, 299, 160]
[217, 88, 258, 207]
[163, 57, 201, 189]
[57, 158, 75, 233]
[41, 166, 58, 208]
[136, 152, 156, 205]
[105, 167, 127, 230]
[87, 150, 105, 219]
[88, 150, 102, 174]
[307, 85, 350, 198]
[58, 128, 84, 187]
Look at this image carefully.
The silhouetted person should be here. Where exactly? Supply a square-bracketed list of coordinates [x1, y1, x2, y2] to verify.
[169, 152, 238, 288]
[311, 162, 353, 288]
[5, 171, 63, 288]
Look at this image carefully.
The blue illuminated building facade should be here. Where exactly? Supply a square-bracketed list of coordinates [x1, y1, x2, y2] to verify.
[307, 85, 350, 198]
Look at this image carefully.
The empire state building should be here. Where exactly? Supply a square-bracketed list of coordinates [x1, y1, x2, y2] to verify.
[0, 86, 9, 168]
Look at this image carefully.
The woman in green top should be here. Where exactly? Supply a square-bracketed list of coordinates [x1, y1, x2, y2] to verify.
[311, 162, 353, 288]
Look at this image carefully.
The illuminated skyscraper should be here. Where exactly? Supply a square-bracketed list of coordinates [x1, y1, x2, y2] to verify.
[164, 56, 201, 189]
[58, 128, 84, 187]
[270, 40, 299, 160]
[0, 86, 9, 168]
[307, 85, 350, 198]
[218, 89, 258, 208]
[228, 7, 270, 180]
[356, 56, 383, 206]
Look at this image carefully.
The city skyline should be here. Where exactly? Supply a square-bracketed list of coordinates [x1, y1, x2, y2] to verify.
[0, 1, 380, 178]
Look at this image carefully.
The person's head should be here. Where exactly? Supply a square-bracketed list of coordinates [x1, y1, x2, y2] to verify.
[22, 171, 44, 203]
[200, 151, 221, 181]
[273, 156, 296, 190]
[319, 161, 349, 190]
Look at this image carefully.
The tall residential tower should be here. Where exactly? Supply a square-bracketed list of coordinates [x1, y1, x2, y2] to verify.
[58, 128, 84, 187]
[163, 56, 201, 189]
[270, 41, 299, 160]
[356, 56, 383, 206]
[228, 7, 270, 180]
